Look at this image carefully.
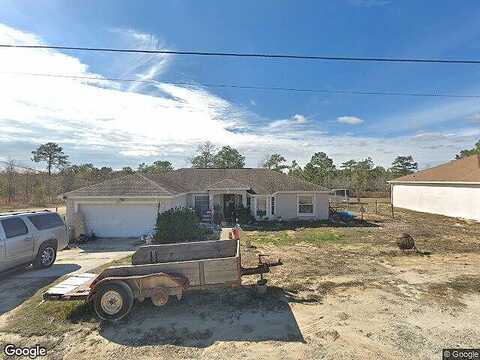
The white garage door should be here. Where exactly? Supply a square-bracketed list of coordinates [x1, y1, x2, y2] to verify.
[79, 203, 158, 237]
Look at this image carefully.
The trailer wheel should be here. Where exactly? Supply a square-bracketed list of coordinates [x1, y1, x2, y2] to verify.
[93, 281, 134, 321]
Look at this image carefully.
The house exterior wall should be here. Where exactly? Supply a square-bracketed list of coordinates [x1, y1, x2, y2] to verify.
[314, 193, 330, 219]
[170, 194, 187, 209]
[268, 192, 329, 220]
[65, 198, 75, 231]
[392, 183, 480, 221]
[274, 193, 297, 219]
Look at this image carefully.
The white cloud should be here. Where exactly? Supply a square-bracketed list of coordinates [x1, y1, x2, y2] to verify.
[337, 116, 364, 125]
[293, 114, 307, 124]
[377, 96, 480, 133]
[0, 24, 255, 165]
[107, 28, 172, 93]
[0, 24, 477, 170]
[467, 113, 480, 123]
[267, 114, 308, 129]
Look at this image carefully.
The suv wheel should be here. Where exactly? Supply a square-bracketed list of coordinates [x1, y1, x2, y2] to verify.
[33, 243, 57, 269]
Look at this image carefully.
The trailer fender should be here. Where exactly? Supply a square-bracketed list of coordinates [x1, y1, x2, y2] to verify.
[89, 272, 188, 303]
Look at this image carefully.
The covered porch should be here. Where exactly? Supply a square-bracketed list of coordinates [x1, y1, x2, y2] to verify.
[210, 191, 248, 221]
[191, 178, 253, 222]
[192, 191, 249, 221]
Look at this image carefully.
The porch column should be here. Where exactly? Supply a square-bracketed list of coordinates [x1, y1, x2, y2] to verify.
[208, 191, 214, 211]
[266, 196, 271, 219]
[252, 196, 257, 219]
[242, 191, 247, 207]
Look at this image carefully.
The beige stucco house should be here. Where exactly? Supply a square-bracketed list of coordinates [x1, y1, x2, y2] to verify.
[389, 154, 480, 221]
[63, 168, 330, 238]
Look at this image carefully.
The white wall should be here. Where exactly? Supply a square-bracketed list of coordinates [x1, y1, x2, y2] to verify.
[392, 183, 480, 221]
[273, 192, 329, 220]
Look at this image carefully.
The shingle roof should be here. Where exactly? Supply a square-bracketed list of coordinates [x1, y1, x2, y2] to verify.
[206, 178, 250, 190]
[390, 154, 480, 183]
[64, 168, 329, 197]
[64, 174, 176, 197]
[162, 168, 328, 194]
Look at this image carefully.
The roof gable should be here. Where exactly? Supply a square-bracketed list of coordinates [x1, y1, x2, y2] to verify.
[206, 178, 250, 190]
[391, 154, 480, 183]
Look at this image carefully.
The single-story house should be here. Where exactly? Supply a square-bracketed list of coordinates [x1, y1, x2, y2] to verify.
[63, 168, 330, 238]
[389, 154, 480, 221]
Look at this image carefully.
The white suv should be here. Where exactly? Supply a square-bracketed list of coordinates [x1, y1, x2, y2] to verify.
[0, 211, 68, 272]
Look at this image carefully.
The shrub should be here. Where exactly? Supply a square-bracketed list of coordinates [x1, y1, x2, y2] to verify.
[213, 204, 224, 225]
[233, 204, 255, 225]
[154, 207, 207, 244]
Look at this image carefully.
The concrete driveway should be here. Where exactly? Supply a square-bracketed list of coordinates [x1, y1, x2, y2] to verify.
[0, 238, 137, 322]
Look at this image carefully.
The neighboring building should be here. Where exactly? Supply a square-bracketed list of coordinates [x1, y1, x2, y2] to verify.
[63, 168, 330, 238]
[389, 154, 480, 221]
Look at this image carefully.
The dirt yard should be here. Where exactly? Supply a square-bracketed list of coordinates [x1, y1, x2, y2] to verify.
[1, 205, 479, 359]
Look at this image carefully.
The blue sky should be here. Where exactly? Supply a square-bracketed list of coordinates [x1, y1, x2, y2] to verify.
[1, 0, 480, 170]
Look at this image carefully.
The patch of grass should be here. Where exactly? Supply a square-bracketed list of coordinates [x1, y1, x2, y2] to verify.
[243, 218, 377, 232]
[246, 229, 344, 247]
[2, 293, 97, 337]
[248, 232, 293, 246]
[3, 254, 133, 337]
[300, 230, 345, 245]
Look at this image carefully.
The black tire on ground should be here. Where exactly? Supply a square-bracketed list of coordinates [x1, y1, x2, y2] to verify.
[33, 242, 57, 269]
[92, 281, 134, 322]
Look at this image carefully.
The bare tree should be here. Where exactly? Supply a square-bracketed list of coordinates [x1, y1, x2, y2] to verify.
[190, 142, 217, 168]
[5, 159, 17, 204]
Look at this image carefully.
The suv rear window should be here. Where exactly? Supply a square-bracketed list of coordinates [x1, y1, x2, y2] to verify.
[28, 213, 64, 231]
[1, 218, 29, 238]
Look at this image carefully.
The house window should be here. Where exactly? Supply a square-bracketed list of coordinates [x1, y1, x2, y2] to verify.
[298, 195, 314, 215]
[256, 197, 267, 217]
[271, 197, 275, 215]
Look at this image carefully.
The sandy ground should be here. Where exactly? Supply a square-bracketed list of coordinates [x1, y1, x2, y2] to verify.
[0, 208, 479, 359]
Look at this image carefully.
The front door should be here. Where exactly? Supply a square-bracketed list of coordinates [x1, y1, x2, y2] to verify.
[223, 194, 235, 221]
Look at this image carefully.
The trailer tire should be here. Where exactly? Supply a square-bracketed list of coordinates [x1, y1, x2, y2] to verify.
[93, 281, 134, 322]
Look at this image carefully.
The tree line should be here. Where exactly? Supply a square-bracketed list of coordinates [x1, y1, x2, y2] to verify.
[189, 142, 418, 196]
[1, 139, 478, 206]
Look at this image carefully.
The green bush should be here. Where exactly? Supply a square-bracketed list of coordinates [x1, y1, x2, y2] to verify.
[154, 207, 207, 244]
[213, 204, 224, 225]
[233, 204, 255, 225]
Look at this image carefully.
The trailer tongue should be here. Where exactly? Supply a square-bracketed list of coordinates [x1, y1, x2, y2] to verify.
[43, 239, 282, 321]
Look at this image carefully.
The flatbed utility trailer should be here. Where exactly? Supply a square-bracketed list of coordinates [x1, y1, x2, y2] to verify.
[44, 239, 282, 321]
